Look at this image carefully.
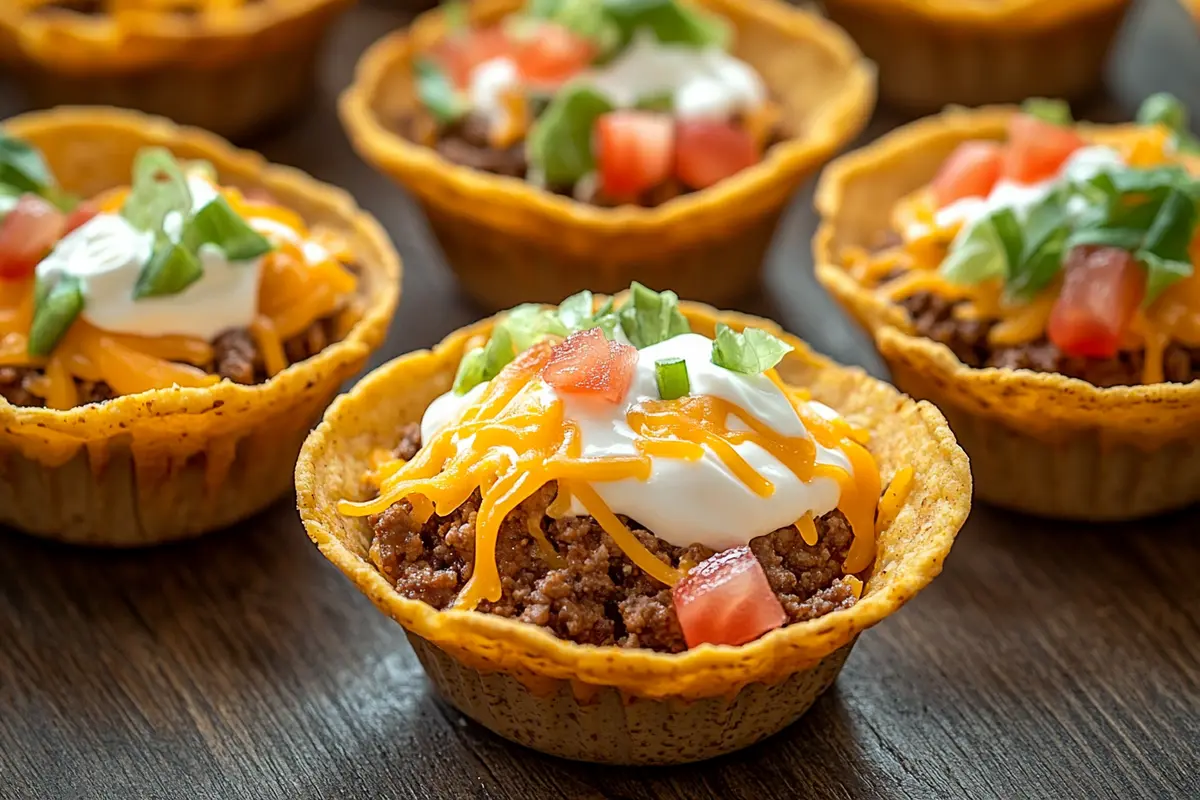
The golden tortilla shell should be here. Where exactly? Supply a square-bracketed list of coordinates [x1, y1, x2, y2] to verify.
[0, 0, 354, 139]
[821, 0, 1131, 112]
[814, 104, 1200, 520]
[295, 302, 969, 761]
[339, 0, 875, 310]
[0, 106, 401, 545]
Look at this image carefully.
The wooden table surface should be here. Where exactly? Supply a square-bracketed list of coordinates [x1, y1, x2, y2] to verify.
[2, 2, 1199, 798]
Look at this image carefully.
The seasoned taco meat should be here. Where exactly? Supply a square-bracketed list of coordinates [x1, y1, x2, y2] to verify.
[368, 423, 860, 654]
[898, 290, 1200, 387]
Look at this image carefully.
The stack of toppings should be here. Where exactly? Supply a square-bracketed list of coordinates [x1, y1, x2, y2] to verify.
[415, 0, 776, 204]
[876, 95, 1200, 384]
[346, 284, 893, 650]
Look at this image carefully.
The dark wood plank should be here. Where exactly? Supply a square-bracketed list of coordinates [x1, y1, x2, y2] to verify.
[1, 2, 1199, 798]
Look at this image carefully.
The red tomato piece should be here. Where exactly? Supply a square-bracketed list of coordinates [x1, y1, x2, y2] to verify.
[431, 27, 517, 88]
[1002, 113, 1085, 184]
[63, 200, 99, 235]
[513, 22, 594, 88]
[1047, 246, 1145, 359]
[541, 328, 637, 403]
[0, 194, 65, 281]
[674, 119, 759, 190]
[931, 141, 1003, 208]
[596, 111, 675, 201]
[672, 546, 787, 649]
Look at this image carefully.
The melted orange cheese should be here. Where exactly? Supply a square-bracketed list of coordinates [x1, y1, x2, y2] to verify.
[341, 347, 888, 610]
[867, 127, 1200, 384]
[0, 184, 358, 408]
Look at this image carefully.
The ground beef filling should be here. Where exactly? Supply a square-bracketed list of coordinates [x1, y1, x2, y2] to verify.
[393, 111, 783, 209]
[368, 423, 859, 653]
[0, 315, 339, 408]
[897, 290, 1200, 388]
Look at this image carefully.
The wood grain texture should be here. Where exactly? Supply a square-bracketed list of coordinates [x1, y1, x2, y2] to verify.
[1, 1, 1199, 798]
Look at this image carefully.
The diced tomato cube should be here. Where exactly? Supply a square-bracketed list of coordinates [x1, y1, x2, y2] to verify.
[0, 194, 65, 281]
[1002, 113, 1085, 184]
[596, 111, 675, 201]
[431, 26, 517, 88]
[931, 141, 1003, 208]
[672, 546, 787, 649]
[513, 22, 594, 88]
[541, 328, 637, 403]
[1047, 246, 1145, 359]
[674, 119, 759, 191]
[63, 200, 99, 235]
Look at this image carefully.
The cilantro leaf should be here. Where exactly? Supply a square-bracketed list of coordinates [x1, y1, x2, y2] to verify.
[122, 148, 193, 234]
[526, 84, 614, 187]
[618, 281, 690, 348]
[1006, 191, 1070, 301]
[710, 323, 792, 374]
[415, 58, 468, 126]
[601, 0, 730, 50]
[1137, 188, 1196, 303]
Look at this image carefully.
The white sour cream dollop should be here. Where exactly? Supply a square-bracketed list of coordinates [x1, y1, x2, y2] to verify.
[927, 145, 1125, 235]
[35, 175, 265, 341]
[584, 31, 765, 120]
[421, 333, 850, 552]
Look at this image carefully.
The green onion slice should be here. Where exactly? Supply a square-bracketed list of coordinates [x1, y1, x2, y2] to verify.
[182, 196, 273, 261]
[27, 275, 84, 357]
[655, 356, 690, 400]
[133, 240, 203, 299]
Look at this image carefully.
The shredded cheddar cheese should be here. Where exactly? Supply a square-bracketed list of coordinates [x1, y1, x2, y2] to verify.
[0, 184, 358, 409]
[340, 343, 888, 610]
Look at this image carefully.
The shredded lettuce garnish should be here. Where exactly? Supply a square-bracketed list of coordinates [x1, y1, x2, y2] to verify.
[0, 132, 76, 213]
[526, 85, 614, 187]
[601, 0, 730, 50]
[618, 281, 689, 348]
[710, 323, 792, 374]
[940, 158, 1200, 306]
[451, 284, 689, 394]
[1137, 93, 1200, 154]
[1021, 97, 1073, 127]
[415, 58, 468, 126]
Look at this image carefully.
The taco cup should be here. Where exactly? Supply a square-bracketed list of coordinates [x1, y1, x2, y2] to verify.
[0, 0, 354, 141]
[0, 106, 400, 546]
[339, 0, 874, 311]
[820, 0, 1132, 113]
[814, 97, 1200, 520]
[296, 288, 969, 764]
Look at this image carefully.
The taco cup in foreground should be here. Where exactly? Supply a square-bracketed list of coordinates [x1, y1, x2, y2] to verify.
[0, 106, 400, 546]
[814, 97, 1200, 521]
[296, 288, 969, 764]
[339, 0, 874, 311]
[0, 0, 354, 141]
[820, 0, 1131, 113]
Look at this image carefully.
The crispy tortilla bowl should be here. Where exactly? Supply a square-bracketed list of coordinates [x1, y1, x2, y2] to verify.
[0, 106, 400, 546]
[820, 0, 1131, 113]
[0, 0, 355, 141]
[296, 301, 970, 765]
[814, 105, 1200, 521]
[339, 0, 875, 312]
